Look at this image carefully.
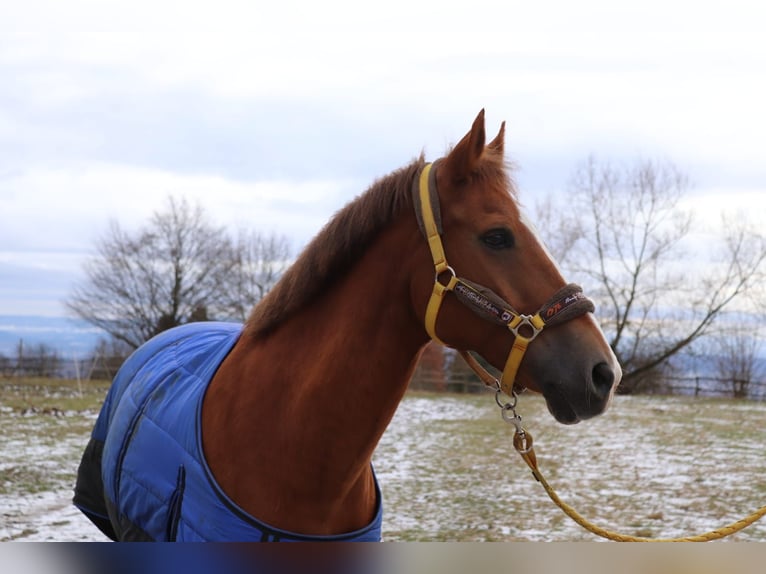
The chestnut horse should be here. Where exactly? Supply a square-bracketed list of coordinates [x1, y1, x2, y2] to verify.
[74, 110, 620, 541]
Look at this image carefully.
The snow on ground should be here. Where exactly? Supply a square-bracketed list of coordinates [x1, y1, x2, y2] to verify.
[0, 408, 108, 542]
[1, 392, 764, 541]
[372, 393, 766, 541]
[1, 490, 107, 541]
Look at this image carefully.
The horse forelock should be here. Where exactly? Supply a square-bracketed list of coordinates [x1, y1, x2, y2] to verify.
[245, 155, 426, 339]
[472, 149, 517, 198]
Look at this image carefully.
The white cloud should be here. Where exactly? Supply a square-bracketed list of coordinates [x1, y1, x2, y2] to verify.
[680, 188, 766, 231]
[0, 160, 358, 315]
[0, 163, 352, 252]
[1, 0, 765, 317]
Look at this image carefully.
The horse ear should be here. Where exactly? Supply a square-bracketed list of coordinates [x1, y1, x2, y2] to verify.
[444, 109, 486, 182]
[487, 121, 505, 154]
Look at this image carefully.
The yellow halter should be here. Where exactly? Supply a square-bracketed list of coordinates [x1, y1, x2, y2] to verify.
[414, 163, 766, 543]
[413, 162, 594, 396]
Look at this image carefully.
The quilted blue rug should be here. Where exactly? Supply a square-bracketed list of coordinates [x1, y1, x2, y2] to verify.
[74, 322, 383, 541]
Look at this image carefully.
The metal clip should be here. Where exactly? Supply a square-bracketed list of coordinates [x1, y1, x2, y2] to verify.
[495, 388, 526, 436]
[501, 403, 525, 436]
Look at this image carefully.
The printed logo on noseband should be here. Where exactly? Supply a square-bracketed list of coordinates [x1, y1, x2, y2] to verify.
[544, 291, 590, 322]
[454, 283, 505, 321]
[545, 303, 562, 319]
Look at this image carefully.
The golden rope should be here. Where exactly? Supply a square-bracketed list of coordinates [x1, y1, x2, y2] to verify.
[512, 430, 766, 542]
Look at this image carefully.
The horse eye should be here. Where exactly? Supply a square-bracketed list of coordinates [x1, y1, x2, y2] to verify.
[480, 227, 515, 250]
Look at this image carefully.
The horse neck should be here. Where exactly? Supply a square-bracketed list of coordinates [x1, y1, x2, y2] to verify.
[202, 216, 430, 535]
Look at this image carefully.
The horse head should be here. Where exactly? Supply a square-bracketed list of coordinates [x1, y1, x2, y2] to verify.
[411, 110, 621, 424]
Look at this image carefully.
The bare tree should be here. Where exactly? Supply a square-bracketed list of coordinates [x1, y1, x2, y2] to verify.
[87, 337, 133, 381]
[711, 323, 764, 399]
[12, 339, 61, 377]
[28, 343, 62, 377]
[537, 157, 766, 393]
[67, 197, 290, 349]
[533, 194, 585, 264]
[222, 231, 291, 322]
[0, 352, 9, 376]
[13, 339, 26, 376]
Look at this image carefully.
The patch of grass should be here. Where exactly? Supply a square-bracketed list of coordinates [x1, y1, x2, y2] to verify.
[3, 384, 766, 541]
[4, 528, 39, 541]
[0, 465, 58, 495]
[376, 391, 766, 541]
[0, 377, 109, 413]
[0, 378, 104, 507]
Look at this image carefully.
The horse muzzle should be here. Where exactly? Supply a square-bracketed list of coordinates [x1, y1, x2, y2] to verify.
[538, 358, 620, 424]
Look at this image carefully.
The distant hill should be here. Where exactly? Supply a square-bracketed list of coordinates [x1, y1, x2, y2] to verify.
[0, 315, 107, 358]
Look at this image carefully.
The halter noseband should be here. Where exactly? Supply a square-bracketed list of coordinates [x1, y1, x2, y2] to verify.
[412, 161, 595, 396]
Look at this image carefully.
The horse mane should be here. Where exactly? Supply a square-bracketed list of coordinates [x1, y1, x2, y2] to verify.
[245, 143, 512, 340]
[245, 155, 427, 339]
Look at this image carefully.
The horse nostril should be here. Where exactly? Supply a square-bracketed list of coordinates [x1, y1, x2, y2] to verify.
[591, 362, 616, 399]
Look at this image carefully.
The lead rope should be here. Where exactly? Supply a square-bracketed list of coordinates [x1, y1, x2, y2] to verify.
[493, 393, 766, 542]
[413, 160, 766, 540]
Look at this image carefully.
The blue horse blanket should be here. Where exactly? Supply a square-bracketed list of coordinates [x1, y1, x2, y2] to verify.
[74, 322, 383, 542]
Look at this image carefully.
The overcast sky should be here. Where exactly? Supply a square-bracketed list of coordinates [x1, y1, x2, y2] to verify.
[1, 0, 765, 317]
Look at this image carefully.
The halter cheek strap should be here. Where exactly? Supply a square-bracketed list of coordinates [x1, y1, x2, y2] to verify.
[412, 162, 595, 396]
[413, 162, 456, 343]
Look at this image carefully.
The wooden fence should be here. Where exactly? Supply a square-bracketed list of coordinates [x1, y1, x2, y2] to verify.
[409, 343, 766, 401]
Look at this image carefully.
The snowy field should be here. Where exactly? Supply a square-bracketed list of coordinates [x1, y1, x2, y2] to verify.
[1, 381, 765, 542]
[375, 393, 766, 541]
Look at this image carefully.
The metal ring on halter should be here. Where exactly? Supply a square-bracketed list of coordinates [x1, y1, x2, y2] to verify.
[509, 315, 543, 342]
[495, 387, 517, 410]
[434, 265, 456, 287]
